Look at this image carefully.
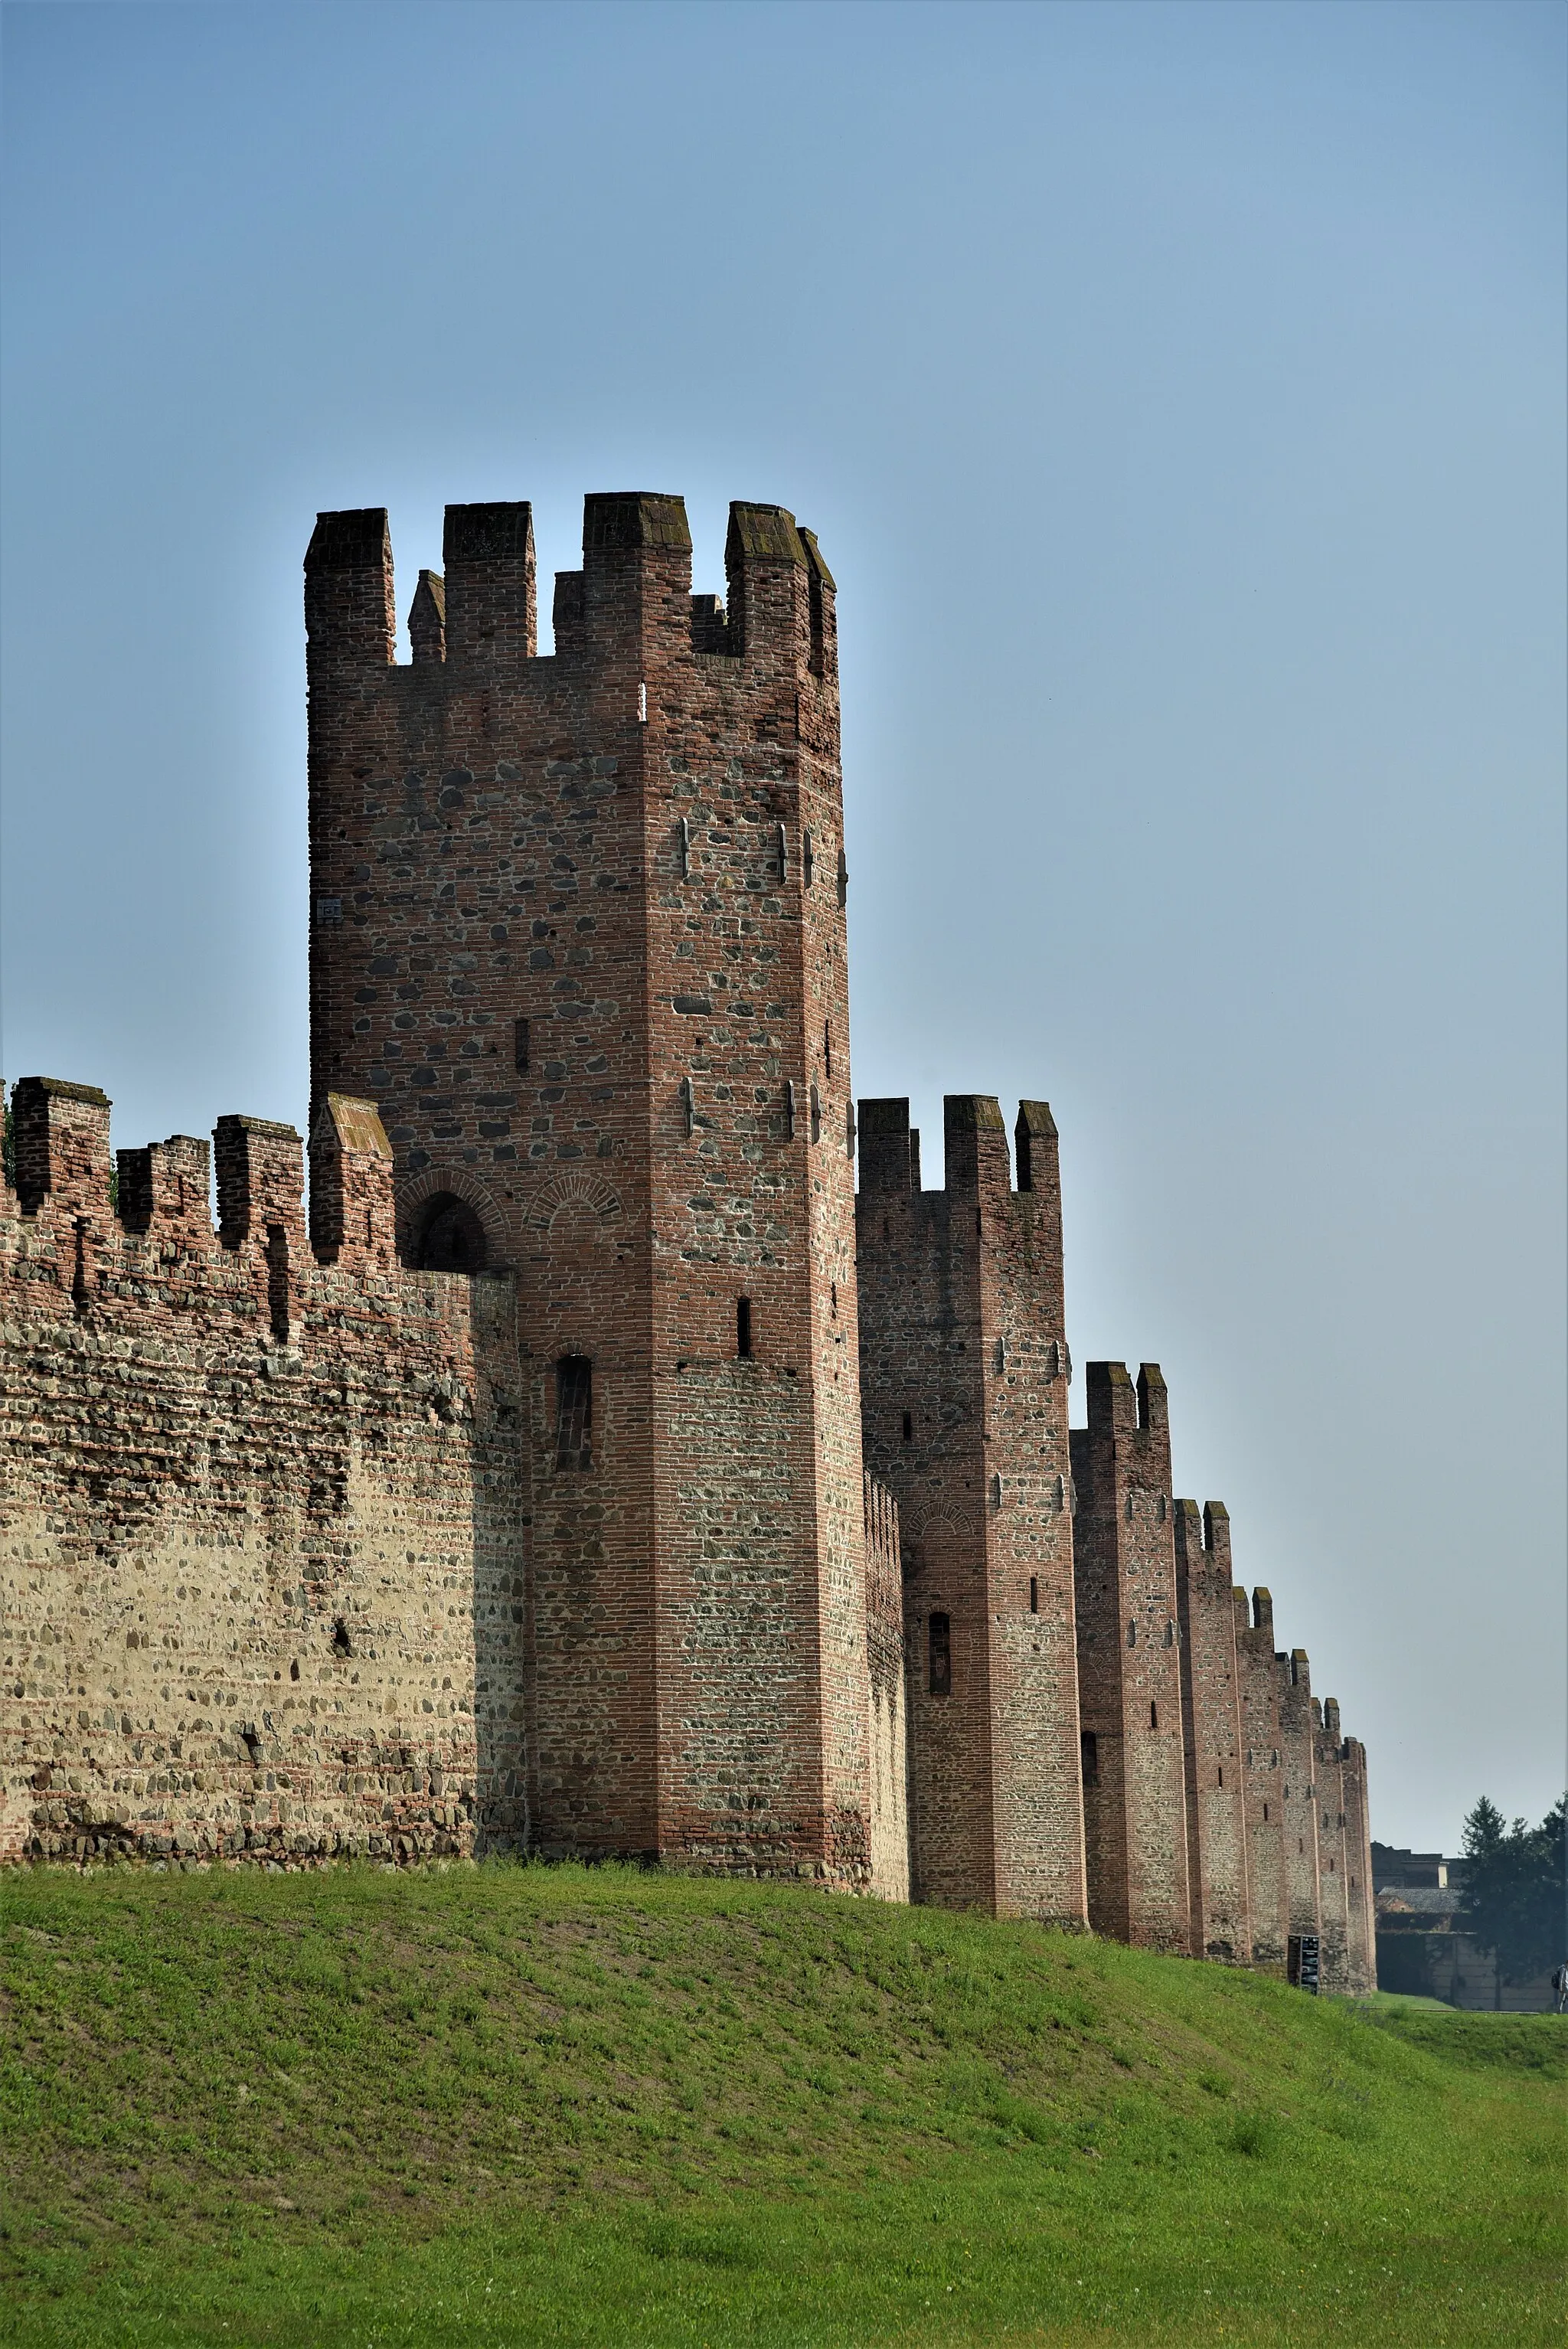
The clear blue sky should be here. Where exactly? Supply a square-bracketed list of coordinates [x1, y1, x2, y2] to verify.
[3, 0, 1563, 1850]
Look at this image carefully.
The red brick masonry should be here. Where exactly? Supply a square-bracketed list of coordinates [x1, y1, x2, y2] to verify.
[0, 489, 1374, 1987]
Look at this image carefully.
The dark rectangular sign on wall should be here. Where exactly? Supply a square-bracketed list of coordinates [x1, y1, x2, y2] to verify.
[1289, 1933, 1321, 1993]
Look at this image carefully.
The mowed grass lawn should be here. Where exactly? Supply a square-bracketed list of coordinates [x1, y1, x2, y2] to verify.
[1, 1864, 1561, 2347]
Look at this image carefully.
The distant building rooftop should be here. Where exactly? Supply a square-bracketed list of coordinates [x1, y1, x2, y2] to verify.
[1370, 1841, 1469, 1893]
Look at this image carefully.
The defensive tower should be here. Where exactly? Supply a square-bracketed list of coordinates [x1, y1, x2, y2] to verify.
[1070, 1364, 1191, 1951]
[1173, 1498, 1252, 1961]
[1234, 1586, 1288, 1967]
[305, 492, 874, 1883]
[856, 1097, 1086, 1924]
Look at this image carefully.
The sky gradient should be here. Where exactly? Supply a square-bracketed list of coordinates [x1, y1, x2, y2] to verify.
[3, 0, 1563, 1850]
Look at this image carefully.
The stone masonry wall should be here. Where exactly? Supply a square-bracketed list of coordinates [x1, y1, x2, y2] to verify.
[5, 475, 1377, 1982]
[864, 1472, 910, 1901]
[1, 1083, 526, 1867]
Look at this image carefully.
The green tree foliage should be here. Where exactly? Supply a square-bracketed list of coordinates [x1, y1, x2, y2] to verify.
[1459, 1794, 1567, 1982]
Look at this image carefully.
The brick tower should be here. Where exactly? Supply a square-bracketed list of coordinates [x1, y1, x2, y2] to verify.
[304, 492, 874, 1882]
[1277, 1646, 1323, 1959]
[855, 1096, 1087, 1924]
[1070, 1364, 1191, 1951]
[1235, 1586, 1287, 1967]
[1333, 1704, 1377, 1992]
[1312, 1698, 1351, 1991]
[1173, 1498, 1252, 1961]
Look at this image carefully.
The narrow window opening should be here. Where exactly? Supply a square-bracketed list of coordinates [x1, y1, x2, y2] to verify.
[1263, 1802, 1270, 1821]
[777, 821, 788, 880]
[737, 1297, 753, 1358]
[241, 1728, 261, 1767]
[71, 1218, 90, 1311]
[1150, 1700, 1158, 1730]
[901, 1411, 913, 1443]
[1028, 1576, 1039, 1615]
[823, 1020, 831, 1078]
[1126, 1619, 1136, 1648]
[332, 1619, 352, 1658]
[266, 1224, 291, 1342]
[1217, 1764, 1224, 1788]
[514, 1016, 531, 1073]
[364, 1206, 373, 1247]
[681, 1075, 695, 1138]
[928, 1612, 951, 1697]
[830, 1279, 838, 1317]
[802, 828, 815, 890]
[678, 814, 691, 877]
[555, 1355, 593, 1469]
[809, 1083, 822, 1145]
[1080, 1730, 1099, 1788]
[1165, 1619, 1175, 1647]
[836, 846, 849, 907]
[785, 1079, 797, 1139]
[289, 1659, 300, 1681]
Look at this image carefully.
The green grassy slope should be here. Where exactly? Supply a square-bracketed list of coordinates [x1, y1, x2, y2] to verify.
[2, 1864, 1561, 2347]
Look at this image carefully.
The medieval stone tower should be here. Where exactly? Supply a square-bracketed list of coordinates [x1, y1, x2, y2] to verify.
[305, 493, 874, 1884]
[2, 476, 1377, 1992]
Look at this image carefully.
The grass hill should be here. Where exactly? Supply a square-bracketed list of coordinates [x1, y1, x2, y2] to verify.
[2, 1863, 1561, 2346]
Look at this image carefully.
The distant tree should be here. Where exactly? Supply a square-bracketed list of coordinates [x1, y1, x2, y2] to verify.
[1459, 1795, 1567, 1983]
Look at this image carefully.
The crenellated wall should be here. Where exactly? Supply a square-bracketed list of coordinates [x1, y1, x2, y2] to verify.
[2, 1083, 527, 1867]
[4, 475, 1378, 1996]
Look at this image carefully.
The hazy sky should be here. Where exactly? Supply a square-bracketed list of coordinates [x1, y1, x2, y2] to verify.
[3, 1, 1563, 1851]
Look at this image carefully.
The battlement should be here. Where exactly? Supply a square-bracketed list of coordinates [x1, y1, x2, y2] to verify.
[5, 1076, 407, 1285]
[1081, 1360, 1172, 1483]
[303, 492, 837, 691]
[10, 1076, 113, 1217]
[858, 1096, 1063, 1219]
[1174, 1498, 1234, 1573]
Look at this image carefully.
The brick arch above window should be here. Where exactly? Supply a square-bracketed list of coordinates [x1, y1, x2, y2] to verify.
[523, 1170, 624, 1233]
[397, 1166, 509, 1269]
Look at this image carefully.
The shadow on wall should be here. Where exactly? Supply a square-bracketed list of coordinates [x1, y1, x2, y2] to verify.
[468, 1269, 531, 1857]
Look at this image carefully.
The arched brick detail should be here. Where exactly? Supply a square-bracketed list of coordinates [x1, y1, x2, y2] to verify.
[523, 1171, 623, 1233]
[396, 1167, 509, 1268]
